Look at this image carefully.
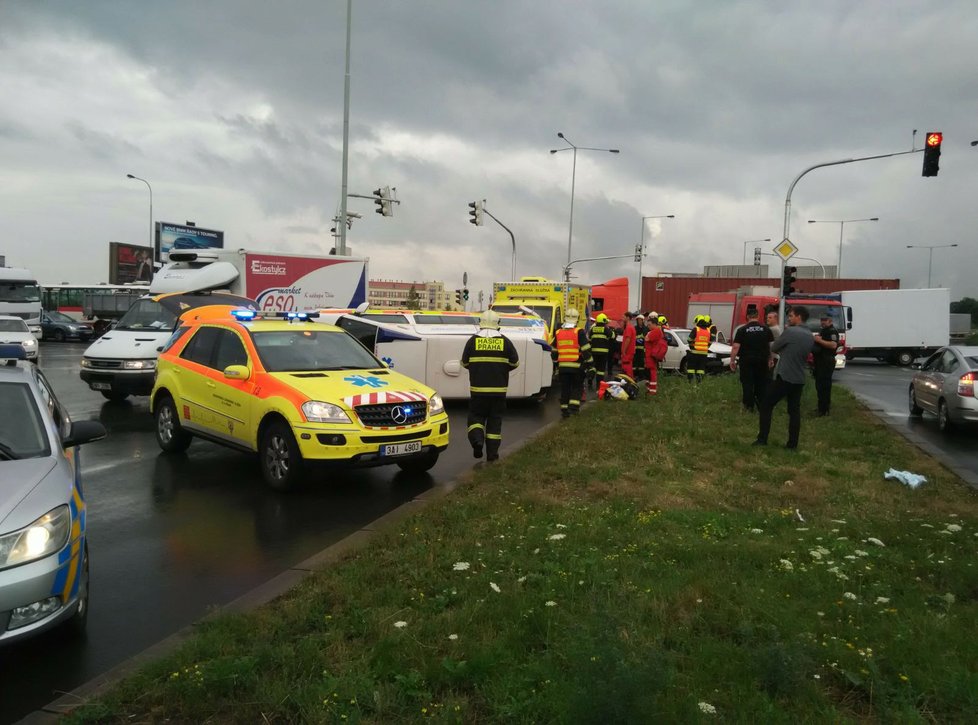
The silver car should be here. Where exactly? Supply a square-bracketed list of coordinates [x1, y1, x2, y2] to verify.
[909, 345, 978, 433]
[0, 344, 105, 645]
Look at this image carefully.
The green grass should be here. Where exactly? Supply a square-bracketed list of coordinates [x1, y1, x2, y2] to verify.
[69, 376, 978, 723]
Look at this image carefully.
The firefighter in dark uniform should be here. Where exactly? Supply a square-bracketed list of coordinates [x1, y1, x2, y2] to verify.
[686, 314, 712, 383]
[812, 312, 841, 416]
[460, 309, 520, 461]
[588, 312, 614, 388]
[633, 314, 648, 381]
[554, 308, 593, 418]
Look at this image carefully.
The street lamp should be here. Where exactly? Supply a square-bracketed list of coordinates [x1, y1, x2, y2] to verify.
[126, 173, 153, 255]
[807, 217, 878, 278]
[742, 238, 771, 265]
[638, 214, 675, 310]
[550, 132, 620, 270]
[906, 244, 958, 288]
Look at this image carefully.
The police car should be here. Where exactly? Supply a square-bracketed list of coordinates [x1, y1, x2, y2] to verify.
[0, 345, 105, 645]
[150, 307, 451, 490]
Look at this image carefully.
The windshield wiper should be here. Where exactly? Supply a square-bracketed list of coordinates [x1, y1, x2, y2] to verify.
[0, 441, 19, 461]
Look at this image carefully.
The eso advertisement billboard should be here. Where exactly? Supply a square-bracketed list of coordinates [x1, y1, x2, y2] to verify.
[156, 222, 224, 261]
[108, 242, 154, 284]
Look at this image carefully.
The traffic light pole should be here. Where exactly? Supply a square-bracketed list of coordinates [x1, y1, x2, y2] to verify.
[779, 141, 922, 323]
[480, 205, 517, 281]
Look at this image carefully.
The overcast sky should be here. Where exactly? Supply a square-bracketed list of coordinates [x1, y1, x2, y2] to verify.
[2, 0, 976, 307]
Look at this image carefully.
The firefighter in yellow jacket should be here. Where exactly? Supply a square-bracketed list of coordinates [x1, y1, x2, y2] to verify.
[686, 314, 712, 384]
[461, 310, 520, 462]
[554, 308, 594, 418]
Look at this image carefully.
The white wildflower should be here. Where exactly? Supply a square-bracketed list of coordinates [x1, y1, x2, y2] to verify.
[843, 592, 857, 600]
[545, 600, 557, 607]
[920, 523, 935, 528]
[533, 548, 540, 554]
[866, 538, 885, 547]
[517, 576, 527, 583]
[831, 519, 847, 524]
[875, 597, 890, 604]
[844, 555, 857, 560]
[946, 524, 962, 533]
[779, 559, 794, 571]
[556, 524, 568, 529]
[750, 528, 764, 534]
[490, 582, 501, 593]
[448, 634, 458, 640]
[393, 621, 408, 628]
[698, 702, 717, 715]
[854, 550, 869, 557]
[796, 527, 809, 531]
[548, 533, 566, 541]
[453, 561, 470, 571]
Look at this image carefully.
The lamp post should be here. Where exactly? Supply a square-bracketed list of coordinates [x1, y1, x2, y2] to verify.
[807, 217, 878, 278]
[906, 244, 958, 287]
[742, 238, 771, 265]
[126, 173, 153, 255]
[637, 215, 675, 310]
[550, 132, 620, 270]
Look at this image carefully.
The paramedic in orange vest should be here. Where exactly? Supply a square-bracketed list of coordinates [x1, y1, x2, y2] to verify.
[644, 312, 668, 395]
[554, 308, 593, 418]
[686, 314, 712, 383]
[619, 311, 636, 377]
[460, 310, 520, 462]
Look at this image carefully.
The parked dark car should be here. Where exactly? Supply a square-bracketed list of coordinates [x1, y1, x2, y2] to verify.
[40, 310, 94, 342]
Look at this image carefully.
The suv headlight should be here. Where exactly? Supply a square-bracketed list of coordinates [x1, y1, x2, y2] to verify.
[80, 358, 92, 368]
[22, 339, 37, 348]
[123, 359, 156, 370]
[429, 394, 444, 415]
[0, 505, 72, 570]
[302, 401, 351, 423]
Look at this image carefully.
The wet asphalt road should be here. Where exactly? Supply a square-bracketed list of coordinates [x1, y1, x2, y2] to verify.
[0, 342, 562, 724]
[837, 360, 978, 480]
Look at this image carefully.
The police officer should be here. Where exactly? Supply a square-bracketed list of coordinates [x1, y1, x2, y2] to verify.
[460, 310, 520, 462]
[729, 308, 774, 412]
[812, 312, 841, 416]
[588, 312, 614, 388]
[633, 314, 647, 381]
[686, 314, 711, 383]
[554, 308, 593, 417]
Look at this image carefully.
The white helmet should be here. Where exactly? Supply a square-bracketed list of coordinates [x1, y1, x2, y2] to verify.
[479, 309, 501, 330]
[565, 308, 580, 325]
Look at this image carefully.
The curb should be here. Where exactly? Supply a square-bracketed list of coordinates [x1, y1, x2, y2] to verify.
[848, 391, 978, 490]
[21, 414, 568, 723]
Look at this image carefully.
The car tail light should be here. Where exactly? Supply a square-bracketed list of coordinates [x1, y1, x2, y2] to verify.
[958, 372, 976, 398]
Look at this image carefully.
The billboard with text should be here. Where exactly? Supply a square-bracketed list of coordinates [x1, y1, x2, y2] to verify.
[156, 222, 224, 261]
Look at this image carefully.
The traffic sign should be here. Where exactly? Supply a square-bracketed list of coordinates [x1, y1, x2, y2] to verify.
[774, 238, 798, 261]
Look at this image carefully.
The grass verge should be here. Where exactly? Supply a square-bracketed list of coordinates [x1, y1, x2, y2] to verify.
[70, 375, 978, 723]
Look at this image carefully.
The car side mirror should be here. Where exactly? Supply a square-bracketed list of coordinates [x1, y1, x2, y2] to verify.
[223, 364, 251, 381]
[63, 420, 107, 448]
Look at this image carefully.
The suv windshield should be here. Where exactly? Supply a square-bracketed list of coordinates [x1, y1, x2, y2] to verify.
[0, 281, 41, 303]
[116, 299, 177, 331]
[252, 329, 381, 372]
[0, 319, 29, 332]
[0, 382, 50, 460]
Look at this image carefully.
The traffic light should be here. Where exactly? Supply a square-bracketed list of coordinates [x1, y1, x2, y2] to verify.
[373, 187, 393, 216]
[468, 200, 484, 226]
[454, 289, 462, 306]
[463, 288, 469, 301]
[782, 265, 797, 297]
[753, 247, 761, 265]
[634, 244, 642, 263]
[922, 131, 943, 177]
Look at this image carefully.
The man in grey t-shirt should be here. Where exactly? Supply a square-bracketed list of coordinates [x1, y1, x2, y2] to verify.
[754, 306, 815, 449]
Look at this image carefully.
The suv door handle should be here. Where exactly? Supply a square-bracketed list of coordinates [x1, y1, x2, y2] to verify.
[206, 381, 216, 389]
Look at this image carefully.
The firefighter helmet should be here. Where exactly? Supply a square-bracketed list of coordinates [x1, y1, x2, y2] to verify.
[596, 313, 608, 323]
[565, 308, 580, 325]
[479, 309, 501, 330]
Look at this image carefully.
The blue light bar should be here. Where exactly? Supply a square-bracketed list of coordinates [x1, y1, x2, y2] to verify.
[0, 344, 28, 361]
[276, 311, 321, 321]
[231, 308, 257, 321]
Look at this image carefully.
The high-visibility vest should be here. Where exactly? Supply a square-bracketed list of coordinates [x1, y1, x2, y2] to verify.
[555, 327, 581, 367]
[692, 326, 710, 353]
[589, 323, 611, 353]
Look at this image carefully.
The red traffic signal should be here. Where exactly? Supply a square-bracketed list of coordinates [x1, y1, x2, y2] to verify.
[922, 131, 943, 177]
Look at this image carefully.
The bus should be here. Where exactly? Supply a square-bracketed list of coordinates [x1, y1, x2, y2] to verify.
[41, 283, 149, 320]
[0, 266, 43, 336]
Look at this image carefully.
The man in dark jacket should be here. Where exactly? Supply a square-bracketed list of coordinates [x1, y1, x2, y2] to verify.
[461, 310, 520, 462]
[729, 308, 774, 412]
[755, 306, 816, 449]
[812, 312, 841, 415]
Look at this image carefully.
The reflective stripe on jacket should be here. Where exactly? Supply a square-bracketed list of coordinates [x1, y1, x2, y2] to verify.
[555, 327, 584, 368]
[589, 323, 612, 354]
[692, 326, 710, 353]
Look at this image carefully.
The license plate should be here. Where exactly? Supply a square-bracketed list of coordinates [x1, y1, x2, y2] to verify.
[381, 441, 422, 457]
[90, 382, 111, 391]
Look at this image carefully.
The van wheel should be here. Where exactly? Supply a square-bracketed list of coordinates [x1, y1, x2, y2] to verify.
[100, 391, 129, 402]
[908, 385, 923, 417]
[938, 399, 952, 434]
[679, 357, 688, 375]
[896, 350, 915, 367]
[64, 546, 89, 637]
[396, 451, 439, 474]
[260, 421, 305, 490]
[155, 395, 192, 452]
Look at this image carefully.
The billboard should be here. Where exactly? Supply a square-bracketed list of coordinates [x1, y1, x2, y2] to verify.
[243, 252, 368, 311]
[156, 222, 224, 261]
[109, 242, 155, 284]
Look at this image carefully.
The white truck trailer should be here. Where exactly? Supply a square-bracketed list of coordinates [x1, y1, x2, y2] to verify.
[842, 288, 950, 366]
